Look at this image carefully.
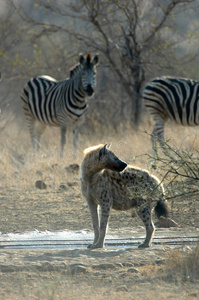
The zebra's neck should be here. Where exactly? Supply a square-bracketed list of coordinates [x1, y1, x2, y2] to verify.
[70, 64, 82, 79]
[68, 65, 86, 103]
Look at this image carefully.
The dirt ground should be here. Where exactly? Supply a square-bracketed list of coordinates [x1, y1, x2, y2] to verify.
[0, 125, 199, 299]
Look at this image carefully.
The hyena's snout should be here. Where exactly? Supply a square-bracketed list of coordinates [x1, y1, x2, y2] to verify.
[117, 160, 127, 172]
[108, 158, 127, 172]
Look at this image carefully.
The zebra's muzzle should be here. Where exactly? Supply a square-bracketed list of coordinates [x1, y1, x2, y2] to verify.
[86, 84, 94, 96]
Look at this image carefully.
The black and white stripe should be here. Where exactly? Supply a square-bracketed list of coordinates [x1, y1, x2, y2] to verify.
[143, 77, 199, 156]
[21, 53, 99, 156]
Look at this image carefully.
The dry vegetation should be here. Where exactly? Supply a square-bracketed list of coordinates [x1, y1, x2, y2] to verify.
[0, 118, 198, 299]
[1, 1, 199, 298]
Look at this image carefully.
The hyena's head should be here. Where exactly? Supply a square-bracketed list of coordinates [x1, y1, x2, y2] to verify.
[99, 144, 127, 172]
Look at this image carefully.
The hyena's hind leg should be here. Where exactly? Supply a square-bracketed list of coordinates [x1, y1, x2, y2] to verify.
[137, 200, 155, 248]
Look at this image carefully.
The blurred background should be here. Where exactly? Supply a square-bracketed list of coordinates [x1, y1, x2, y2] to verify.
[0, 0, 199, 159]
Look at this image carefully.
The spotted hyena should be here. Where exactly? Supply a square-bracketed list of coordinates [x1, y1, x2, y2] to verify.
[81, 143, 169, 249]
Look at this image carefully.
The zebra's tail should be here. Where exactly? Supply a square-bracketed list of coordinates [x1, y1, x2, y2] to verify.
[154, 200, 169, 219]
[21, 83, 31, 117]
[21, 87, 28, 104]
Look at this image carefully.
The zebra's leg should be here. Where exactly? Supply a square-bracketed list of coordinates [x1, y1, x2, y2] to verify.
[73, 129, 79, 157]
[60, 126, 67, 157]
[27, 118, 38, 151]
[151, 119, 166, 157]
[34, 122, 46, 151]
[151, 128, 158, 158]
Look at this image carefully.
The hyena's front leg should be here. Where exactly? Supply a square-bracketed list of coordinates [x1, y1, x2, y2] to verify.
[137, 201, 155, 248]
[89, 202, 111, 249]
[87, 197, 100, 249]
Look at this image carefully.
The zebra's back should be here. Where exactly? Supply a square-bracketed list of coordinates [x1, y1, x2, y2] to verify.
[143, 77, 199, 126]
[21, 76, 62, 126]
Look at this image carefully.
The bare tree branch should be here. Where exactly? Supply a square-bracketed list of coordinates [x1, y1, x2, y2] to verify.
[8, 0, 199, 126]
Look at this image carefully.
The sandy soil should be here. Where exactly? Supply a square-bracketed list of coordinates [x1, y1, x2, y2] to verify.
[0, 243, 198, 300]
[0, 152, 198, 300]
[0, 123, 198, 299]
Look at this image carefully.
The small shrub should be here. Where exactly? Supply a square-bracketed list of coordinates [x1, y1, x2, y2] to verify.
[165, 246, 199, 283]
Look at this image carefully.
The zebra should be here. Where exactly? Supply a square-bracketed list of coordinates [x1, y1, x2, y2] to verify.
[143, 77, 199, 157]
[21, 53, 99, 157]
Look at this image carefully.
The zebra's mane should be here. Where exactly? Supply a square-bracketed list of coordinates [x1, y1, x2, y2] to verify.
[87, 53, 91, 64]
[69, 64, 82, 78]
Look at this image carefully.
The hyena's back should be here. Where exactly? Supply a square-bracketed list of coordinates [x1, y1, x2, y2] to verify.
[93, 166, 164, 211]
[123, 166, 164, 200]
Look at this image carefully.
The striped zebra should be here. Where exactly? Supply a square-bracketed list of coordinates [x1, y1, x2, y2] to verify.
[21, 53, 99, 157]
[143, 77, 199, 156]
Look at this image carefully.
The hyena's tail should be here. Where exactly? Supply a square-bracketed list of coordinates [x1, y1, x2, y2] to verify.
[154, 200, 169, 219]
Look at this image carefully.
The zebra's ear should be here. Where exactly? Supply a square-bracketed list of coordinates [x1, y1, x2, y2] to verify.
[107, 143, 112, 149]
[92, 55, 99, 66]
[79, 54, 85, 66]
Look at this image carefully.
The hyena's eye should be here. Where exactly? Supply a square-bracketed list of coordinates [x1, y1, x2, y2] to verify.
[113, 155, 119, 161]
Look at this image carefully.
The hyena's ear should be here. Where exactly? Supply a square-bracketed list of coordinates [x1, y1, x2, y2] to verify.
[99, 144, 107, 160]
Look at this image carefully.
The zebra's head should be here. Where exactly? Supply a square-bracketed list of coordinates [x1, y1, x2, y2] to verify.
[79, 53, 99, 97]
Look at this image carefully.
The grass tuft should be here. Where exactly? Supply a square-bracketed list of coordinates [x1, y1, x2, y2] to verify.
[164, 246, 199, 283]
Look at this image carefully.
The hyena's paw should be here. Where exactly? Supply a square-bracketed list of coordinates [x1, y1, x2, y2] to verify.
[138, 242, 150, 249]
[87, 242, 103, 249]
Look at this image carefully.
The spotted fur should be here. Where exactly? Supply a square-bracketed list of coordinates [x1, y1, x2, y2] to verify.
[81, 144, 169, 249]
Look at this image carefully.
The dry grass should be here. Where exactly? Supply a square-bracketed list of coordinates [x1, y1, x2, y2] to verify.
[0, 118, 198, 229]
[164, 245, 199, 283]
[0, 119, 199, 299]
